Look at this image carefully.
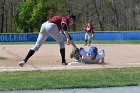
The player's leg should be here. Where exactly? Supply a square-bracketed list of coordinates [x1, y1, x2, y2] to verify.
[50, 35, 67, 65]
[47, 26, 67, 65]
[88, 33, 92, 46]
[60, 48, 67, 65]
[19, 24, 48, 66]
[88, 40, 91, 46]
[98, 49, 105, 64]
[84, 33, 88, 46]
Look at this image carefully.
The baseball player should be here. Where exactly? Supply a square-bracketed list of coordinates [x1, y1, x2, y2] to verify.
[19, 14, 78, 66]
[84, 20, 94, 46]
[70, 46, 105, 64]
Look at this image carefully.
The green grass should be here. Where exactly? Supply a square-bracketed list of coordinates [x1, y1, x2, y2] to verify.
[0, 67, 140, 90]
[76, 40, 140, 44]
[0, 40, 140, 45]
[0, 57, 8, 60]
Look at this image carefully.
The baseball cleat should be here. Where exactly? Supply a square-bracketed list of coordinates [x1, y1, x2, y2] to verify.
[62, 62, 68, 66]
[84, 44, 87, 46]
[19, 61, 26, 67]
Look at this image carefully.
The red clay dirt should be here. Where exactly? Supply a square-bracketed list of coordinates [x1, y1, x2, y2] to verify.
[0, 44, 140, 71]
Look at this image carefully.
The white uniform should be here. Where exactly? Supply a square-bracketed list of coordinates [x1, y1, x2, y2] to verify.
[31, 21, 65, 51]
[80, 48, 105, 64]
[84, 23, 94, 41]
[85, 32, 93, 40]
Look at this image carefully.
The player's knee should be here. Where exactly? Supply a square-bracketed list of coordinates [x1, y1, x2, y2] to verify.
[31, 45, 41, 52]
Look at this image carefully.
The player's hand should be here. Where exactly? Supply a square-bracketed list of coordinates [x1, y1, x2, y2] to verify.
[67, 38, 71, 45]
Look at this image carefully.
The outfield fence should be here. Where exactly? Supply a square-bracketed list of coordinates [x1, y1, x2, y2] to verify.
[0, 32, 140, 42]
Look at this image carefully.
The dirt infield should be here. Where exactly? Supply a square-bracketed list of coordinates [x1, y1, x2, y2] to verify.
[0, 44, 140, 71]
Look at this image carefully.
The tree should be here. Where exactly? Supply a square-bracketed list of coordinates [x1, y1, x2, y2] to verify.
[14, 0, 65, 33]
[0, 0, 5, 33]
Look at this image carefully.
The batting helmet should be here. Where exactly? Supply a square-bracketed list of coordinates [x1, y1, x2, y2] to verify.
[88, 46, 98, 56]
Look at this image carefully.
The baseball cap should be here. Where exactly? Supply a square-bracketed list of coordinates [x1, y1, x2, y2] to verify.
[68, 14, 76, 21]
[88, 19, 92, 23]
[88, 46, 98, 55]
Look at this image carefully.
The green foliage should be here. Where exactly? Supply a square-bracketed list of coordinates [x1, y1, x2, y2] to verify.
[105, 0, 114, 5]
[14, 0, 65, 33]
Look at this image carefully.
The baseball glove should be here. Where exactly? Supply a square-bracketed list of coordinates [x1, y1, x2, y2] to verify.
[70, 48, 82, 61]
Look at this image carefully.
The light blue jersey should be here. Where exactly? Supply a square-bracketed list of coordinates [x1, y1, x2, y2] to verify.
[80, 48, 105, 64]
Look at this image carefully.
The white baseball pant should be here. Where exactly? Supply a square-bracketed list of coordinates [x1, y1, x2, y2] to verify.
[31, 21, 65, 51]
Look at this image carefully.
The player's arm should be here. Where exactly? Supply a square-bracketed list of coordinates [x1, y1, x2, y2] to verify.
[61, 23, 77, 49]
[84, 25, 87, 32]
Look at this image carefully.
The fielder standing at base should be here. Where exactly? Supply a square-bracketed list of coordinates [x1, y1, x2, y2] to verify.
[19, 14, 78, 66]
[84, 20, 94, 46]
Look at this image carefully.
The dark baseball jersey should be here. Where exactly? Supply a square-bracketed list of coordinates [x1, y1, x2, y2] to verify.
[84, 23, 94, 33]
[48, 15, 70, 31]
